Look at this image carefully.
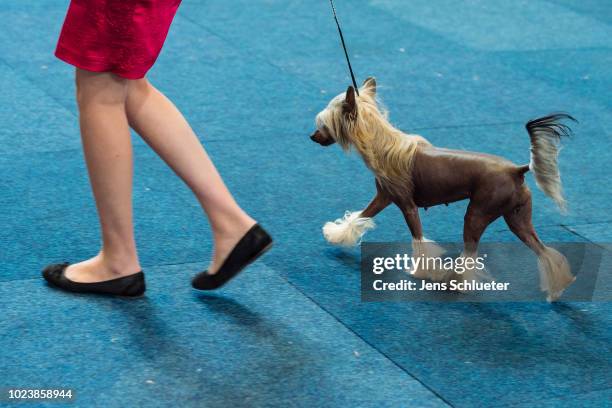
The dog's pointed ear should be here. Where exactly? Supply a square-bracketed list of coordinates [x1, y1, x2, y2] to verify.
[343, 86, 357, 117]
[362, 77, 377, 96]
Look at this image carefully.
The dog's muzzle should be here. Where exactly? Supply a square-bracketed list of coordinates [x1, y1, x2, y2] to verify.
[310, 130, 335, 146]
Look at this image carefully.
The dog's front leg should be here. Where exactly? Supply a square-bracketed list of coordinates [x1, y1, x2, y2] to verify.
[322, 187, 390, 247]
[361, 192, 391, 218]
[399, 204, 447, 281]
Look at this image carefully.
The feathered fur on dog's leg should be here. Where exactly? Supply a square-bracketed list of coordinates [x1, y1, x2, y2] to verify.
[537, 246, 574, 302]
[323, 192, 391, 247]
[410, 238, 448, 281]
[323, 211, 375, 246]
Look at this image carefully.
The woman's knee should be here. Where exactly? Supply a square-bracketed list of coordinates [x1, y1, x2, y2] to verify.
[126, 77, 153, 104]
[75, 68, 128, 107]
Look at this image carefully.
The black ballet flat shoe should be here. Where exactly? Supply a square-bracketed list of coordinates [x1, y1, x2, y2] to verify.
[42, 263, 146, 297]
[192, 224, 273, 290]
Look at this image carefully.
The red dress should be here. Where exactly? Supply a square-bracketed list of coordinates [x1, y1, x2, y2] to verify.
[55, 0, 182, 79]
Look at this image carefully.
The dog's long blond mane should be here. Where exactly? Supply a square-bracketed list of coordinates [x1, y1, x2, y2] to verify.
[324, 84, 430, 195]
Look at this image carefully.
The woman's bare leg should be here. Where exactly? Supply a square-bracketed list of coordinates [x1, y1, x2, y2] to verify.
[125, 78, 255, 273]
[65, 69, 141, 282]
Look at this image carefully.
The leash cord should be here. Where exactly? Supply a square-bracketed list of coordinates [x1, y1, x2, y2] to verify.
[328, 0, 359, 95]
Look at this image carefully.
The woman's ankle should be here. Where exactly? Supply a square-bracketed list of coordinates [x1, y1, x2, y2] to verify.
[99, 249, 141, 276]
[213, 214, 255, 237]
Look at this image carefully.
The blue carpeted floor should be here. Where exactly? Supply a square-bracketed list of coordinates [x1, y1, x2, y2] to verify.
[0, 1, 611, 407]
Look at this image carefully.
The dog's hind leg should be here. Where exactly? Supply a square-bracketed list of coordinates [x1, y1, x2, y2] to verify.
[453, 204, 499, 286]
[322, 182, 390, 246]
[399, 204, 447, 281]
[503, 187, 574, 301]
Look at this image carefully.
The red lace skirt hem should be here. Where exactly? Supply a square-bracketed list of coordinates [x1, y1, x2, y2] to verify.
[55, 0, 181, 79]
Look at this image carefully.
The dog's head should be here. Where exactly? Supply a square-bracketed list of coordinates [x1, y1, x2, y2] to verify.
[310, 77, 377, 149]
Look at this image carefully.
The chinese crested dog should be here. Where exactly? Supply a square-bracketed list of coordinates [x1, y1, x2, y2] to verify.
[310, 78, 576, 301]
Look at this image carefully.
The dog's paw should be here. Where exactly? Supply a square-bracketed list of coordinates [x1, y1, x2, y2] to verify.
[322, 211, 375, 247]
[408, 239, 450, 281]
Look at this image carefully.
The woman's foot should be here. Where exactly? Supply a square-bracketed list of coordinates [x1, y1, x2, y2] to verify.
[42, 262, 145, 297]
[207, 218, 257, 275]
[63, 252, 142, 283]
[192, 223, 273, 290]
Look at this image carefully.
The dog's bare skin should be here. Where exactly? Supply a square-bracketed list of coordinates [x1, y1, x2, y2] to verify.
[312, 77, 576, 301]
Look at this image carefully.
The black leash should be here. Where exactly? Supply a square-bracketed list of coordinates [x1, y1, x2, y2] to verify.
[328, 0, 359, 95]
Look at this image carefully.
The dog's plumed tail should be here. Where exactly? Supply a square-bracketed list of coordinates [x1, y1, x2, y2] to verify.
[525, 113, 576, 213]
[323, 211, 375, 246]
